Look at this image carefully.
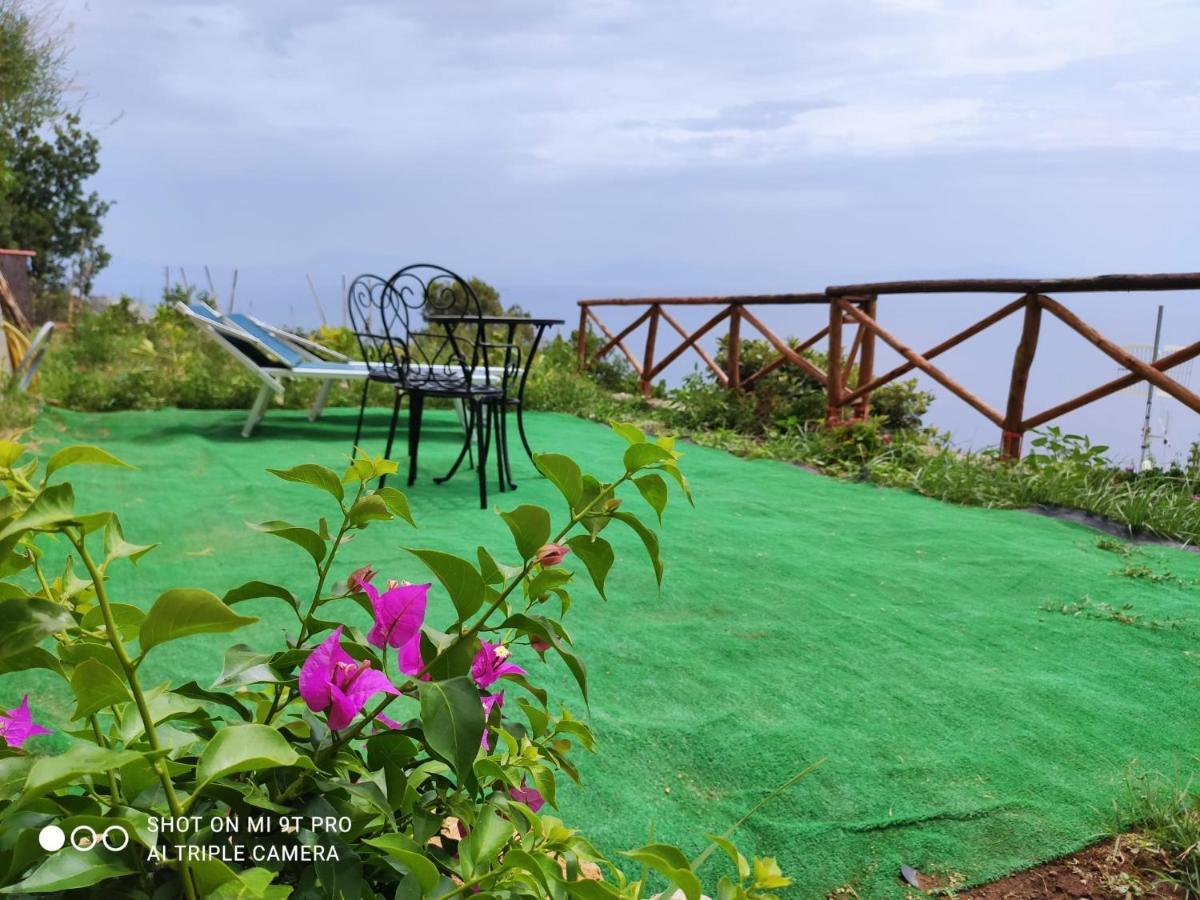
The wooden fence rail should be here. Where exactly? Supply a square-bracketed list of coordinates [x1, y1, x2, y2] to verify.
[577, 273, 1200, 458]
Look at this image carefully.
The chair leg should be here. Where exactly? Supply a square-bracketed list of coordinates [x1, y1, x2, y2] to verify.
[310, 380, 333, 422]
[243, 384, 274, 438]
[353, 378, 370, 447]
[380, 391, 403, 488]
[407, 393, 425, 488]
[515, 402, 535, 464]
[476, 401, 491, 509]
[494, 404, 507, 494]
[500, 405, 516, 489]
[435, 403, 476, 485]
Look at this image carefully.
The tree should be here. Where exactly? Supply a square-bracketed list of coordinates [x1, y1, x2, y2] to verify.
[0, 1, 110, 294]
[4, 114, 111, 292]
[0, 0, 65, 232]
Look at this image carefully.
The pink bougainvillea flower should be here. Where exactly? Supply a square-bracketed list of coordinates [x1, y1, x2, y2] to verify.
[529, 636, 552, 655]
[479, 691, 505, 750]
[509, 781, 544, 812]
[300, 627, 399, 730]
[535, 543, 570, 567]
[471, 641, 527, 689]
[398, 632, 430, 681]
[0, 696, 50, 748]
[376, 712, 404, 731]
[355, 575, 429, 650]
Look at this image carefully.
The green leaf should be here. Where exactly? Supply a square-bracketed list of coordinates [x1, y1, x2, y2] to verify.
[248, 520, 326, 565]
[634, 473, 669, 523]
[223, 580, 298, 610]
[211, 644, 281, 689]
[700, 834, 750, 881]
[0, 598, 71, 666]
[0, 645, 63, 677]
[195, 723, 305, 793]
[609, 421, 646, 445]
[44, 445, 133, 481]
[139, 588, 258, 655]
[501, 613, 588, 702]
[364, 834, 440, 894]
[534, 453, 583, 509]
[268, 463, 344, 502]
[173, 680, 253, 721]
[623, 443, 676, 473]
[661, 462, 695, 506]
[22, 744, 142, 804]
[418, 676, 484, 784]
[565, 535, 614, 600]
[0, 847, 132, 893]
[0, 483, 76, 540]
[209, 866, 293, 899]
[613, 510, 663, 586]
[102, 515, 156, 566]
[460, 804, 512, 877]
[348, 494, 391, 527]
[376, 486, 415, 526]
[407, 549, 485, 621]
[70, 657, 131, 720]
[0, 440, 26, 468]
[621, 844, 702, 900]
[499, 504, 551, 561]
[80, 602, 144, 641]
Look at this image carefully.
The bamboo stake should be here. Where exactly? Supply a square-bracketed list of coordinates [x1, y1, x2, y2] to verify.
[841, 297, 1025, 405]
[592, 307, 652, 360]
[577, 305, 588, 371]
[839, 300, 1004, 427]
[647, 306, 732, 382]
[1038, 295, 1200, 414]
[853, 297, 877, 419]
[1000, 294, 1042, 459]
[728, 306, 742, 391]
[1023, 340, 1200, 430]
[658, 306, 728, 384]
[742, 326, 830, 388]
[827, 301, 843, 424]
[738, 308, 828, 385]
[587, 309, 643, 374]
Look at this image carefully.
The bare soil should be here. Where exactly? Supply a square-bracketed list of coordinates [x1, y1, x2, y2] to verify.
[954, 836, 1186, 899]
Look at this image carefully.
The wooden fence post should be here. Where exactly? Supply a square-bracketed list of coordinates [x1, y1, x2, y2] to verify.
[577, 305, 588, 372]
[853, 295, 877, 419]
[641, 305, 660, 398]
[826, 300, 843, 425]
[728, 305, 742, 391]
[1001, 293, 1042, 459]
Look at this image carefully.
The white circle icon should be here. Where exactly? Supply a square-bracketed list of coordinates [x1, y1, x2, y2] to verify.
[69, 825, 97, 852]
[37, 825, 65, 852]
[101, 826, 129, 851]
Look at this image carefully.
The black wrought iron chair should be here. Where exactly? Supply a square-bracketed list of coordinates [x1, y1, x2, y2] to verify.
[347, 273, 404, 450]
[349, 264, 513, 508]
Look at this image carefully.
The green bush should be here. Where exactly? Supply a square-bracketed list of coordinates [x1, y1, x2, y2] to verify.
[35, 293, 391, 413]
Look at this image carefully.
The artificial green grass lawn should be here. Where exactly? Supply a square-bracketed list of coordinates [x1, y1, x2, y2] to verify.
[9, 406, 1200, 897]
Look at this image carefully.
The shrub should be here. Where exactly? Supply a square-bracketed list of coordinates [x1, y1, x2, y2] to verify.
[0, 427, 797, 898]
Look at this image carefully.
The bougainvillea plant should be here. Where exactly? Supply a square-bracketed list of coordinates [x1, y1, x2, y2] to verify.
[0, 426, 793, 898]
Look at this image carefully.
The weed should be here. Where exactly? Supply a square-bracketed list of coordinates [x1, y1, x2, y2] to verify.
[1111, 772, 1200, 896]
[1097, 538, 1140, 557]
[1040, 597, 1186, 631]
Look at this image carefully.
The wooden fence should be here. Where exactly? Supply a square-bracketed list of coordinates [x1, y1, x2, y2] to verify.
[577, 273, 1200, 458]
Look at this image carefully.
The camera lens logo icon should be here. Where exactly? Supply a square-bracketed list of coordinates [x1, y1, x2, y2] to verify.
[38, 824, 128, 853]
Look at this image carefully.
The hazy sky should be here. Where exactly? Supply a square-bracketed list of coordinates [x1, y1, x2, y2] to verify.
[59, 0, 1200, 460]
